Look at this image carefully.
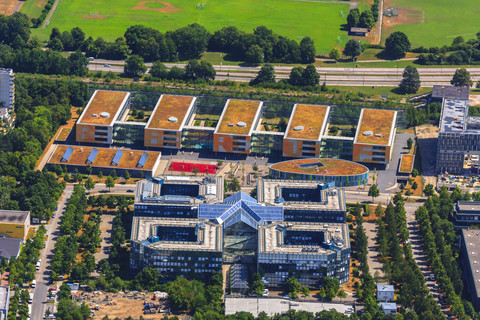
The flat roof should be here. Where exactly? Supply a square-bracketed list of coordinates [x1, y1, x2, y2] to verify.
[462, 229, 480, 298]
[146, 95, 196, 131]
[48, 145, 160, 171]
[0, 210, 29, 224]
[259, 222, 349, 255]
[399, 154, 415, 173]
[270, 158, 369, 177]
[257, 179, 345, 212]
[457, 201, 480, 213]
[439, 99, 469, 133]
[354, 109, 397, 145]
[432, 85, 469, 100]
[131, 217, 222, 252]
[77, 90, 129, 126]
[285, 104, 329, 140]
[0, 286, 8, 310]
[215, 99, 262, 135]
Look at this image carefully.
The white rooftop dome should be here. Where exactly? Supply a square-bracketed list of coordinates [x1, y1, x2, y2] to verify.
[293, 126, 304, 131]
[363, 131, 373, 136]
[168, 116, 178, 123]
[237, 121, 247, 127]
[100, 112, 110, 118]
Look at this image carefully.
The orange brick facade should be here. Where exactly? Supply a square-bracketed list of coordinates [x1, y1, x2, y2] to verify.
[213, 134, 251, 154]
[352, 144, 392, 164]
[283, 139, 321, 158]
[75, 124, 111, 144]
[144, 129, 181, 148]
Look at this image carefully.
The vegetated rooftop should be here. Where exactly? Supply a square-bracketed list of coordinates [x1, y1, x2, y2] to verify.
[270, 158, 369, 176]
[79, 90, 129, 126]
[399, 154, 415, 173]
[56, 127, 71, 141]
[48, 145, 160, 170]
[216, 100, 261, 135]
[146, 95, 195, 130]
[355, 109, 396, 145]
[286, 104, 329, 140]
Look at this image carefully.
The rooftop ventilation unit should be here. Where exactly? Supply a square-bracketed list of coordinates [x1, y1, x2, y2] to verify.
[100, 112, 110, 118]
[228, 123, 234, 127]
[293, 126, 304, 131]
[363, 131, 373, 136]
[237, 121, 247, 127]
[110, 149, 124, 166]
[168, 116, 178, 123]
[61, 146, 74, 162]
[92, 113, 98, 117]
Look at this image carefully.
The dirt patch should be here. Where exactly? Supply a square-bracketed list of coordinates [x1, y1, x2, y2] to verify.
[470, 95, 480, 106]
[0, 0, 21, 15]
[382, 0, 424, 30]
[82, 12, 108, 19]
[132, 1, 180, 13]
[36, 0, 47, 8]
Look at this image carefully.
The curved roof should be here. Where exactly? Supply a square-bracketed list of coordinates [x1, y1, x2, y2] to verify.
[270, 158, 368, 176]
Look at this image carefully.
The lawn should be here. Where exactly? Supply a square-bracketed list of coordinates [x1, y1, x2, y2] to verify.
[383, 0, 480, 48]
[20, 0, 45, 19]
[29, 0, 350, 54]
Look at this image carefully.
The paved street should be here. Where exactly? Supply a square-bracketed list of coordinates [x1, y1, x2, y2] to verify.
[364, 218, 384, 279]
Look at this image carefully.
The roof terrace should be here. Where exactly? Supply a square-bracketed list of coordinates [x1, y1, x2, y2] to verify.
[77, 90, 129, 126]
[215, 99, 262, 135]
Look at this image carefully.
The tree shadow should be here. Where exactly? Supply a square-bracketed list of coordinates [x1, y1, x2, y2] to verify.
[340, 23, 350, 32]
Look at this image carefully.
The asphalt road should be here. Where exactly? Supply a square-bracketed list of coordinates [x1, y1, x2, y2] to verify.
[89, 61, 480, 86]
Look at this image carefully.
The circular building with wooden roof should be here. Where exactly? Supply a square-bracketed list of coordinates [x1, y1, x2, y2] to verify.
[270, 158, 369, 187]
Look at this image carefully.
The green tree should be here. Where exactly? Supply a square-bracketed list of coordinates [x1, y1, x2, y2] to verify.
[124, 54, 147, 77]
[451, 68, 473, 87]
[384, 31, 411, 59]
[250, 63, 275, 85]
[135, 266, 159, 290]
[150, 61, 168, 79]
[85, 177, 95, 193]
[251, 273, 265, 296]
[228, 177, 241, 192]
[184, 60, 216, 81]
[299, 36, 316, 63]
[322, 276, 340, 300]
[124, 170, 130, 180]
[411, 168, 419, 177]
[412, 181, 418, 190]
[329, 48, 341, 61]
[252, 163, 259, 171]
[347, 8, 360, 28]
[400, 66, 421, 94]
[300, 286, 310, 298]
[302, 64, 319, 86]
[48, 37, 63, 51]
[359, 10, 375, 29]
[337, 289, 347, 302]
[407, 137, 413, 149]
[98, 171, 103, 179]
[289, 66, 304, 86]
[286, 276, 302, 299]
[168, 66, 185, 80]
[368, 184, 380, 202]
[423, 183, 434, 196]
[245, 45, 264, 64]
[344, 39, 362, 60]
[374, 204, 384, 218]
[105, 176, 115, 191]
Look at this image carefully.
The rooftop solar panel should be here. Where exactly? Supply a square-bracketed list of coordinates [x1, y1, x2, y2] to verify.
[111, 149, 124, 166]
[61, 146, 74, 162]
[137, 152, 149, 168]
[86, 148, 99, 164]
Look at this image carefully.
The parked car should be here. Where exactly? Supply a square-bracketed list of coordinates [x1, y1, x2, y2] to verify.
[262, 289, 269, 297]
[429, 274, 435, 281]
[104, 64, 110, 68]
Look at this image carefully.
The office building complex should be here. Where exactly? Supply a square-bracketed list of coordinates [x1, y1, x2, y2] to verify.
[460, 229, 480, 310]
[130, 177, 350, 288]
[0, 210, 30, 241]
[453, 201, 480, 227]
[353, 109, 397, 165]
[0, 68, 14, 119]
[436, 97, 480, 175]
[73, 91, 397, 164]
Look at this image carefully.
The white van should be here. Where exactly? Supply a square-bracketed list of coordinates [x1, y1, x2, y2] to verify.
[31, 280, 36, 288]
[36, 260, 41, 271]
[28, 292, 33, 304]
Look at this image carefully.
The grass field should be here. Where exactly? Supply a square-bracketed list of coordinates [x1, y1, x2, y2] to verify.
[383, 0, 480, 48]
[20, 0, 45, 19]
[29, 0, 350, 54]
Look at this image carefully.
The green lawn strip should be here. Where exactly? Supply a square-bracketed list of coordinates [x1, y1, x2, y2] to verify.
[20, 0, 45, 19]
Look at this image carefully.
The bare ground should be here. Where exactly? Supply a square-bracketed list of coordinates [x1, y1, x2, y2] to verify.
[132, 1, 180, 13]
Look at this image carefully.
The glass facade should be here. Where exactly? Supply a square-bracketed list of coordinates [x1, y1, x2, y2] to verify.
[320, 138, 353, 160]
[437, 132, 480, 174]
[181, 128, 214, 150]
[270, 169, 368, 187]
[113, 123, 145, 146]
[251, 133, 284, 155]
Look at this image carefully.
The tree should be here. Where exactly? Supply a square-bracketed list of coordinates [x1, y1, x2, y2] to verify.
[384, 31, 410, 59]
[252, 163, 259, 171]
[347, 8, 360, 28]
[359, 10, 375, 29]
[300, 286, 310, 298]
[228, 177, 241, 192]
[289, 66, 304, 86]
[124, 170, 130, 180]
[411, 168, 419, 177]
[299, 36, 316, 63]
[368, 184, 380, 202]
[98, 171, 103, 179]
[69, 49, 88, 76]
[344, 39, 362, 60]
[124, 54, 147, 77]
[329, 48, 341, 61]
[399, 66, 421, 94]
[302, 64, 319, 86]
[412, 181, 418, 190]
[85, 177, 95, 193]
[451, 68, 473, 87]
[337, 289, 347, 302]
[135, 266, 158, 290]
[250, 63, 275, 85]
[184, 60, 216, 81]
[150, 61, 168, 79]
[251, 273, 264, 296]
[322, 276, 340, 300]
[170, 23, 210, 60]
[48, 38, 63, 51]
[286, 276, 302, 299]
[407, 137, 413, 149]
[245, 45, 264, 64]
[374, 204, 384, 218]
[423, 183, 434, 196]
[105, 176, 115, 191]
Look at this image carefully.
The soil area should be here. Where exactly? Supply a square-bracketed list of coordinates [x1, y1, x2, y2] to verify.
[132, 1, 180, 13]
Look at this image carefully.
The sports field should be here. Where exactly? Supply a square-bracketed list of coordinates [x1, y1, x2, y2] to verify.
[383, 0, 480, 48]
[29, 0, 350, 54]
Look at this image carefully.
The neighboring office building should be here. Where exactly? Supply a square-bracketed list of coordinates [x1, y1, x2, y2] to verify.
[47, 145, 162, 178]
[213, 99, 263, 154]
[453, 201, 480, 227]
[0, 285, 10, 319]
[377, 284, 394, 302]
[76, 90, 131, 144]
[431, 85, 469, 101]
[269, 158, 369, 187]
[460, 229, 480, 310]
[0, 210, 30, 242]
[353, 109, 397, 166]
[0, 238, 22, 260]
[283, 104, 329, 158]
[131, 177, 350, 288]
[436, 98, 480, 175]
[144, 95, 196, 149]
[0, 68, 14, 119]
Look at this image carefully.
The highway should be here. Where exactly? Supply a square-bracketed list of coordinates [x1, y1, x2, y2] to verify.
[89, 59, 480, 87]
